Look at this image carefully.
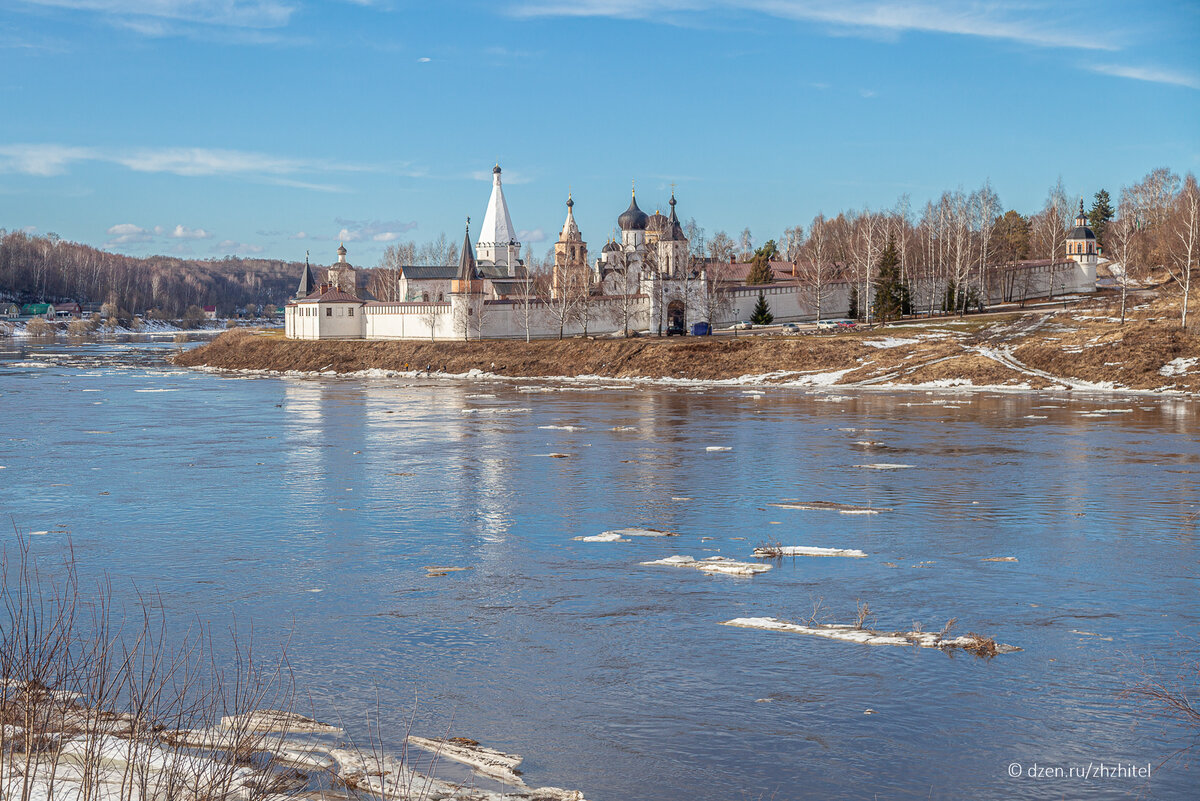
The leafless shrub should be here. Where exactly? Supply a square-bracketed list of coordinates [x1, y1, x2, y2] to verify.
[1121, 645, 1200, 766]
[24, 318, 54, 337]
[911, 620, 923, 635]
[940, 617, 958, 639]
[853, 600, 872, 630]
[960, 633, 999, 658]
[806, 596, 827, 626]
[753, 541, 785, 559]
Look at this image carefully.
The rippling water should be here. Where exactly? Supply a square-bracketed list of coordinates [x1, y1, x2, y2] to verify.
[1, 339, 1198, 800]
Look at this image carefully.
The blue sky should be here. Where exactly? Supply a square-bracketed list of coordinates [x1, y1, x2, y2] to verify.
[1, 0, 1197, 265]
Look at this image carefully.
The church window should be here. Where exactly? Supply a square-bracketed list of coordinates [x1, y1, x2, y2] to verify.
[326, 308, 332, 317]
[348, 308, 354, 317]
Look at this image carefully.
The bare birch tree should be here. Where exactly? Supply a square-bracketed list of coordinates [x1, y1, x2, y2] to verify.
[1166, 173, 1199, 329]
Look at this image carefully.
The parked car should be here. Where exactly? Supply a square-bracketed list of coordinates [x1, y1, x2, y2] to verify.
[815, 319, 839, 330]
[837, 319, 858, 329]
[781, 323, 801, 334]
[666, 321, 686, 336]
[730, 321, 753, 330]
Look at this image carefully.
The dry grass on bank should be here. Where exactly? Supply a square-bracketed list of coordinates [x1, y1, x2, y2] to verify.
[175, 291, 1198, 392]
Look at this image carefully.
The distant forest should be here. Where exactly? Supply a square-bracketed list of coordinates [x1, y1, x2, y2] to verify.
[0, 229, 309, 317]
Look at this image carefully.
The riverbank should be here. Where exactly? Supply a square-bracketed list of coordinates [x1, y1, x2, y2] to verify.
[173, 293, 1198, 393]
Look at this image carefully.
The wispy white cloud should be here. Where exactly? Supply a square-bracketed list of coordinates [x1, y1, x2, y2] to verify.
[517, 227, 546, 243]
[511, 1, 1118, 51]
[0, 144, 93, 176]
[0, 143, 377, 191]
[417, 56, 431, 62]
[1087, 62, 1199, 90]
[334, 217, 419, 243]
[19, 0, 295, 29]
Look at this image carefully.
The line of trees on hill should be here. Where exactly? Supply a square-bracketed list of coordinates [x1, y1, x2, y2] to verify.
[676, 167, 1196, 328]
[0, 229, 304, 318]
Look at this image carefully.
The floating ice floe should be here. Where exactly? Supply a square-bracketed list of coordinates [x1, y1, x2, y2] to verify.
[425, 565, 472, 577]
[603, 527, 676, 538]
[721, 617, 1020, 654]
[610, 425, 637, 431]
[1023, 414, 1048, 419]
[768, 501, 891, 513]
[753, 545, 868, 558]
[706, 446, 732, 452]
[855, 463, 914, 470]
[407, 736, 524, 785]
[133, 388, 178, 393]
[220, 709, 342, 734]
[545, 453, 571, 458]
[461, 407, 532, 415]
[641, 555, 771, 576]
[539, 425, 584, 431]
[981, 556, 1018, 562]
[572, 531, 629, 542]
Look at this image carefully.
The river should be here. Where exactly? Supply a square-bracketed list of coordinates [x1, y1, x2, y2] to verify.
[1, 338, 1197, 800]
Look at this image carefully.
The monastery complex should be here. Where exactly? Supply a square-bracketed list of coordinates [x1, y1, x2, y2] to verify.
[285, 167, 1100, 341]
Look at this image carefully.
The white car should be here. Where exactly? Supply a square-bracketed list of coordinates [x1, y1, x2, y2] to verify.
[815, 319, 839, 330]
[729, 321, 753, 330]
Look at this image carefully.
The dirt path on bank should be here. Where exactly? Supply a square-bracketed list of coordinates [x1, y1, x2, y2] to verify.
[173, 292, 1198, 394]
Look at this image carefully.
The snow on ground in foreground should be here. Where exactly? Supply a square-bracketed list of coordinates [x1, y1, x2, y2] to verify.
[862, 337, 920, 349]
[642, 555, 772, 576]
[754, 545, 868, 558]
[721, 617, 1021, 653]
[1160, 357, 1198, 376]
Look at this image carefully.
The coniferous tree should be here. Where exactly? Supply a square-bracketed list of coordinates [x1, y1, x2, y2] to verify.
[872, 234, 906, 323]
[746, 240, 778, 285]
[1088, 189, 1115, 252]
[750, 292, 774, 325]
[847, 284, 859, 320]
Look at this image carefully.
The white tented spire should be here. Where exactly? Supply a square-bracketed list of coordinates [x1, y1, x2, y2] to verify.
[477, 164, 519, 269]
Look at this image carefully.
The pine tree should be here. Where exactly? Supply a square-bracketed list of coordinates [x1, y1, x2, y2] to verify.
[872, 234, 906, 323]
[1088, 189, 1115, 253]
[750, 292, 774, 325]
[746, 240, 779, 285]
[848, 285, 859, 320]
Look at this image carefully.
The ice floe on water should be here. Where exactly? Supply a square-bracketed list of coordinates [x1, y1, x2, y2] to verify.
[572, 531, 629, 542]
[461, 407, 532, 415]
[407, 736, 525, 786]
[6, 361, 56, 368]
[706, 446, 732, 452]
[721, 617, 1020, 654]
[610, 425, 637, 431]
[855, 463, 914, 470]
[539, 424, 584, 431]
[642, 555, 772, 576]
[768, 501, 891, 513]
[981, 556, 1018, 562]
[753, 545, 868, 558]
[603, 527, 676, 538]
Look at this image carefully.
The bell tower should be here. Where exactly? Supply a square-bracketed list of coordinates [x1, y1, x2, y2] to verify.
[553, 193, 589, 299]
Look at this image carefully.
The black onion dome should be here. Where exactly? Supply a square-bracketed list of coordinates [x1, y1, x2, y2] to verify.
[1067, 223, 1096, 240]
[493, 164, 501, 174]
[602, 239, 620, 253]
[618, 194, 649, 231]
